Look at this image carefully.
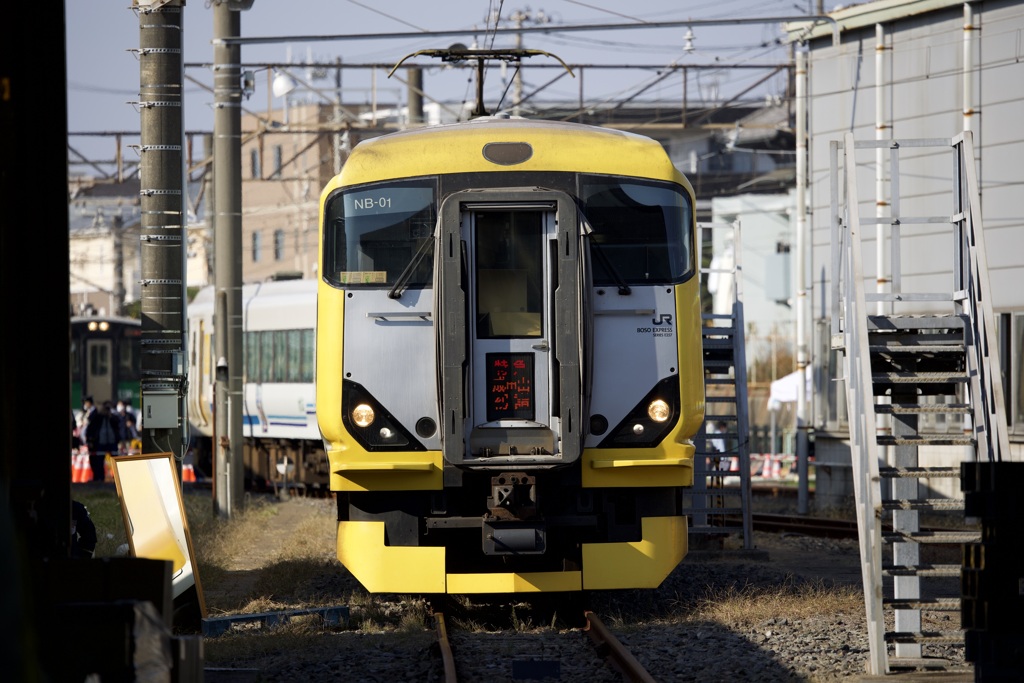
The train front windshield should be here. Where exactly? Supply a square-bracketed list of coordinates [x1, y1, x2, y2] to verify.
[580, 177, 694, 285]
[322, 175, 693, 288]
[323, 180, 437, 289]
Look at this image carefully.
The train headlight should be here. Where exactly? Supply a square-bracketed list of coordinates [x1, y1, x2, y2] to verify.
[352, 404, 375, 428]
[647, 399, 670, 423]
[598, 378, 679, 448]
[342, 380, 422, 451]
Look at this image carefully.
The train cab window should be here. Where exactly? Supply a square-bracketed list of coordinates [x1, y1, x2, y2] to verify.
[580, 177, 693, 285]
[89, 344, 110, 377]
[71, 337, 81, 376]
[118, 336, 135, 376]
[323, 180, 436, 288]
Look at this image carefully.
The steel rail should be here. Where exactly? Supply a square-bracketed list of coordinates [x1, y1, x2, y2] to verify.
[584, 611, 657, 683]
[434, 612, 458, 683]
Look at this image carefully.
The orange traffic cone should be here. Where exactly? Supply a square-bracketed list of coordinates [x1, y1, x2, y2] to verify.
[72, 453, 83, 483]
[105, 454, 115, 481]
[81, 453, 94, 483]
[182, 463, 196, 483]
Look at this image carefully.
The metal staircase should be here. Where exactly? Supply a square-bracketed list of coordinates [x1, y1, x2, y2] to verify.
[683, 221, 753, 550]
[830, 131, 1009, 675]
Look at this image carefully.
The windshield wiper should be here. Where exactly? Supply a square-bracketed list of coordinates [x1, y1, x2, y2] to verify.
[581, 214, 631, 295]
[388, 236, 435, 299]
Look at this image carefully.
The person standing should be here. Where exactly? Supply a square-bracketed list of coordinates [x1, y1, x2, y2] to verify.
[85, 401, 121, 482]
[115, 399, 137, 424]
[71, 500, 97, 558]
[121, 412, 141, 453]
[71, 410, 81, 452]
[78, 396, 96, 433]
[116, 399, 139, 453]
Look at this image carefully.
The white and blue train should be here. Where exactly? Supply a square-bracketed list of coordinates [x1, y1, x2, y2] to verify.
[186, 276, 327, 489]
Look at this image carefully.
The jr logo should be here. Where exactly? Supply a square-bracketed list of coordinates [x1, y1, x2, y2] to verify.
[652, 314, 673, 326]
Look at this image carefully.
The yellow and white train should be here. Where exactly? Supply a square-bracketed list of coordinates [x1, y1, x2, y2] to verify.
[317, 113, 705, 595]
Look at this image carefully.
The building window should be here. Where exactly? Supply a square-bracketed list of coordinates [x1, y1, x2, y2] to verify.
[274, 229, 285, 261]
[272, 145, 283, 179]
[250, 149, 261, 179]
[251, 231, 262, 262]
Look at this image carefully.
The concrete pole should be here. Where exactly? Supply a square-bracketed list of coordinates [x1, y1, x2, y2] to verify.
[513, 13, 524, 117]
[113, 214, 126, 315]
[213, 0, 247, 516]
[135, 0, 187, 460]
[795, 48, 810, 514]
[334, 58, 346, 171]
[408, 66, 424, 126]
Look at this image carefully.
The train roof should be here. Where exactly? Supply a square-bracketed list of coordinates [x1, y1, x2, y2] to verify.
[70, 314, 140, 327]
[190, 277, 318, 304]
[331, 115, 691, 193]
[378, 115, 648, 143]
[189, 278, 318, 326]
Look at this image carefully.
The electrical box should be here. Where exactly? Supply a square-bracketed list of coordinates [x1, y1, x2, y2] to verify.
[142, 391, 179, 429]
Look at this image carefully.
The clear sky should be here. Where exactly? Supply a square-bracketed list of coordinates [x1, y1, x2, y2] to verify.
[65, 1, 812, 162]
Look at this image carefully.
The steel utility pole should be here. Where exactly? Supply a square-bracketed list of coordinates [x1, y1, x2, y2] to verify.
[134, 0, 187, 460]
[213, 0, 251, 517]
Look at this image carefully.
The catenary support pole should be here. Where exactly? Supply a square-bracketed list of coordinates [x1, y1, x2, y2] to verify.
[135, 0, 187, 461]
[213, 0, 250, 516]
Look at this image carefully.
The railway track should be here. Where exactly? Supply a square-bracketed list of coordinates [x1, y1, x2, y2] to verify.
[746, 509, 972, 540]
[433, 609, 657, 682]
[751, 512, 861, 539]
[584, 611, 657, 683]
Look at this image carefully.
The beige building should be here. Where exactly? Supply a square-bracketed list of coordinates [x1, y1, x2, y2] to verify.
[68, 177, 210, 315]
[236, 102, 345, 283]
[68, 101, 397, 309]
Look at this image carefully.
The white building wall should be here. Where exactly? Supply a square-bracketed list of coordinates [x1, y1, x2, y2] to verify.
[799, 0, 1024, 322]
[711, 191, 798, 371]
[786, 0, 1024, 502]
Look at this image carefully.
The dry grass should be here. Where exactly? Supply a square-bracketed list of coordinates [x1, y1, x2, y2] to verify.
[696, 577, 864, 626]
[188, 495, 278, 562]
[74, 488, 130, 557]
